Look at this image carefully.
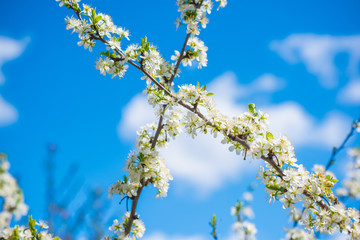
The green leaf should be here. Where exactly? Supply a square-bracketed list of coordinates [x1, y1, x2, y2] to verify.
[74, 5, 81, 13]
[206, 92, 214, 96]
[13, 227, 19, 240]
[236, 200, 242, 211]
[28, 215, 37, 237]
[265, 184, 286, 193]
[28, 216, 36, 229]
[331, 178, 338, 183]
[94, 15, 102, 24]
[325, 175, 338, 183]
[141, 36, 148, 50]
[210, 214, 217, 226]
[92, 8, 96, 20]
[248, 103, 256, 113]
[266, 132, 274, 141]
[100, 51, 110, 57]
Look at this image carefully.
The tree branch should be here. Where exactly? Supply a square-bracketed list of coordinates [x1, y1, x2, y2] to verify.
[124, 180, 146, 236]
[303, 190, 329, 211]
[67, 1, 331, 227]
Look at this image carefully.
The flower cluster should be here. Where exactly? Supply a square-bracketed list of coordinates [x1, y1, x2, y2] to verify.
[348, 147, 360, 168]
[175, 0, 227, 36]
[62, 0, 178, 85]
[0, 154, 28, 226]
[173, 0, 227, 70]
[95, 57, 129, 79]
[103, 212, 145, 240]
[109, 122, 174, 200]
[61, 0, 130, 78]
[107, 116, 182, 238]
[135, 37, 174, 85]
[231, 191, 257, 240]
[336, 148, 360, 200]
[171, 37, 208, 68]
[282, 207, 318, 240]
[0, 216, 58, 240]
[0, 155, 59, 239]
[283, 227, 317, 240]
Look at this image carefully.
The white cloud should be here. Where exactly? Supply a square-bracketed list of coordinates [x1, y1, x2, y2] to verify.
[207, 72, 246, 117]
[117, 94, 155, 139]
[0, 36, 29, 85]
[338, 79, 360, 105]
[144, 231, 243, 240]
[0, 95, 18, 126]
[265, 102, 350, 148]
[0, 36, 28, 127]
[208, 72, 285, 97]
[329, 233, 348, 240]
[118, 72, 350, 195]
[161, 131, 259, 196]
[271, 34, 360, 88]
[207, 72, 285, 117]
[143, 232, 206, 240]
[251, 73, 286, 93]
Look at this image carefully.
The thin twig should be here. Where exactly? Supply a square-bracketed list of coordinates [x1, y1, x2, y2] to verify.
[325, 115, 360, 170]
[151, 107, 166, 150]
[169, 33, 191, 84]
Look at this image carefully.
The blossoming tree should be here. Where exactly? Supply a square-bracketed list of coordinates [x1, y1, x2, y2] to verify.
[1, 0, 360, 239]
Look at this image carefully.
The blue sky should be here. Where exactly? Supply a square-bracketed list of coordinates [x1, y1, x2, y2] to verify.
[1, 0, 360, 239]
